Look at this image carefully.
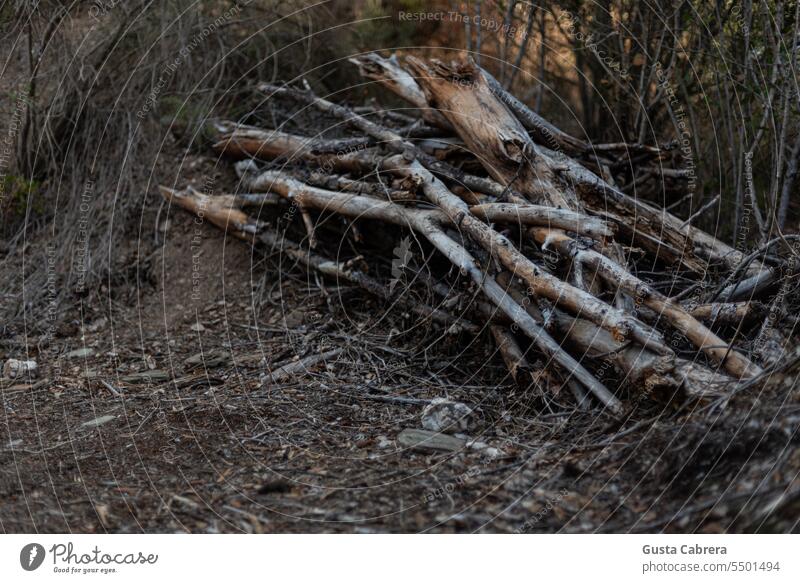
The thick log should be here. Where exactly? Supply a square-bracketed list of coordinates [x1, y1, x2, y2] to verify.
[349, 54, 452, 130]
[405, 57, 578, 211]
[238, 167, 438, 228]
[159, 186, 264, 242]
[409, 58, 757, 379]
[495, 273, 732, 400]
[531, 228, 760, 378]
[160, 54, 777, 419]
[352, 54, 751, 277]
[490, 325, 534, 387]
[422, 215, 624, 414]
[213, 124, 382, 173]
[470, 203, 614, 240]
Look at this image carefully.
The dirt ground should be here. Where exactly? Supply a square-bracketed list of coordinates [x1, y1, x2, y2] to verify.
[0, 133, 797, 533]
[2, 0, 799, 537]
[2, 169, 799, 533]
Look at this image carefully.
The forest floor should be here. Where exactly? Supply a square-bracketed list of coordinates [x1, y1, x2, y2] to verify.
[1, 142, 799, 534]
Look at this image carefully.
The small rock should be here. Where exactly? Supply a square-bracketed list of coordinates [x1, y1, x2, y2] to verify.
[466, 439, 505, 459]
[81, 415, 115, 429]
[376, 435, 393, 449]
[95, 503, 113, 528]
[421, 398, 474, 433]
[2, 359, 38, 379]
[66, 347, 94, 359]
[121, 370, 170, 384]
[283, 308, 306, 327]
[87, 317, 108, 332]
[190, 322, 206, 332]
[397, 428, 466, 452]
[184, 349, 231, 370]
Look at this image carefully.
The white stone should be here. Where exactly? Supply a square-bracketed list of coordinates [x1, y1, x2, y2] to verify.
[2, 359, 38, 379]
[421, 398, 474, 433]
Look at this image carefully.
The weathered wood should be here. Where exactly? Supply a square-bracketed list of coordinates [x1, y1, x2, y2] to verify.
[264, 349, 343, 383]
[405, 57, 579, 211]
[162, 182, 474, 334]
[470, 203, 614, 239]
[495, 272, 732, 400]
[531, 228, 760, 378]
[685, 302, 763, 325]
[490, 325, 534, 387]
[397, 428, 466, 452]
[542, 144, 755, 275]
[160, 186, 264, 242]
[349, 54, 452, 130]
[409, 58, 757, 380]
[382, 156, 624, 413]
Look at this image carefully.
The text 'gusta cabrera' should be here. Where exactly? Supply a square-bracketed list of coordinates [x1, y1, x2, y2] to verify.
[643, 545, 727, 555]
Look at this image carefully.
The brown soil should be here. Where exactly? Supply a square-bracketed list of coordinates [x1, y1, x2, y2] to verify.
[1, 147, 798, 534]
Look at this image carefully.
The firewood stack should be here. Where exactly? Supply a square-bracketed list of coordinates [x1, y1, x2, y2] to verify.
[161, 53, 781, 417]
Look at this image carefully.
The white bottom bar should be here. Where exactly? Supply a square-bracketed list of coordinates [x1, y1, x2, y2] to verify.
[0, 534, 796, 582]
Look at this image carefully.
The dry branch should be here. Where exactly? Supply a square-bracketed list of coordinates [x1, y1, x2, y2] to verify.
[245, 84, 665, 358]
[531, 228, 760, 378]
[239, 162, 623, 414]
[469, 203, 614, 239]
[495, 273, 730, 400]
[490, 325, 535, 387]
[349, 54, 452, 130]
[163, 54, 785, 416]
[350, 53, 756, 277]
[406, 57, 758, 379]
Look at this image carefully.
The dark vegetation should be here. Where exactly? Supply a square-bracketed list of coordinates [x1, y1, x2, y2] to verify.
[0, 0, 798, 533]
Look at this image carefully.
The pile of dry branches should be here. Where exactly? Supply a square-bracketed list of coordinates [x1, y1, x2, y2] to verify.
[161, 54, 787, 417]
